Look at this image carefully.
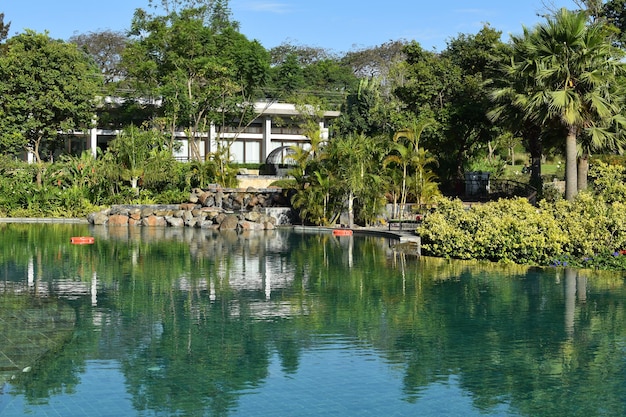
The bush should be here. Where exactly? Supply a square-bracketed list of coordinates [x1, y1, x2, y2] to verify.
[420, 197, 566, 264]
[420, 189, 626, 269]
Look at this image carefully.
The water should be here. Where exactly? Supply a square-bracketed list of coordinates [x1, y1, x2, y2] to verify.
[0, 223, 625, 416]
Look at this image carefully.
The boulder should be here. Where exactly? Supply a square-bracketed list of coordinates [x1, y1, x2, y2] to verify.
[238, 220, 264, 231]
[108, 214, 129, 226]
[219, 214, 239, 230]
[129, 208, 142, 220]
[89, 211, 109, 225]
[244, 211, 262, 223]
[142, 215, 167, 227]
[166, 216, 184, 227]
[141, 207, 154, 218]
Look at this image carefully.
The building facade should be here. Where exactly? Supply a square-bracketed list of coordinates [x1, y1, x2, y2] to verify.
[54, 102, 340, 165]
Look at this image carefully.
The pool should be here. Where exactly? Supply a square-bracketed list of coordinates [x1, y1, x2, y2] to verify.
[1, 224, 625, 416]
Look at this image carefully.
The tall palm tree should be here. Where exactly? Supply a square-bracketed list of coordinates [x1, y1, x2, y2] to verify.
[492, 8, 626, 200]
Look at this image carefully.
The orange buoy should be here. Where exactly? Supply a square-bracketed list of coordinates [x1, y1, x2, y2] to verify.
[70, 236, 95, 245]
[332, 229, 353, 236]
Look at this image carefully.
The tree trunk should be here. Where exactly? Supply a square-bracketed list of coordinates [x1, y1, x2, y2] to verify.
[347, 191, 354, 229]
[525, 122, 543, 193]
[577, 154, 589, 191]
[565, 125, 578, 201]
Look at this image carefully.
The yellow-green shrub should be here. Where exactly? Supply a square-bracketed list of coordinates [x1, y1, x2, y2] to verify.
[420, 192, 626, 266]
[420, 197, 567, 264]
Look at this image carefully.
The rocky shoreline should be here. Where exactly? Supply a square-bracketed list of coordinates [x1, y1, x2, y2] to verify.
[87, 187, 295, 230]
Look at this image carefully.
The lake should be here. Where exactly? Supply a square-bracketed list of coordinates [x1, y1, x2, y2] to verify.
[0, 223, 625, 416]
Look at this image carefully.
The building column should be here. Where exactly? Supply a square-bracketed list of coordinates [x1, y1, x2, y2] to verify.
[89, 127, 98, 158]
[320, 120, 329, 141]
[206, 123, 217, 160]
[262, 116, 272, 163]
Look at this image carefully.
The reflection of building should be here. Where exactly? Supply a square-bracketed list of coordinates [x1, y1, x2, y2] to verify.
[1, 230, 316, 321]
[46, 102, 340, 165]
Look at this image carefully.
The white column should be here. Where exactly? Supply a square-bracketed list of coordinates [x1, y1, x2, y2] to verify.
[89, 127, 98, 158]
[320, 120, 329, 141]
[207, 123, 217, 159]
[262, 116, 272, 162]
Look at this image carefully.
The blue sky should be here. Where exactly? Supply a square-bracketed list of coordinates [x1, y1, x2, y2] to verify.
[4, 0, 579, 53]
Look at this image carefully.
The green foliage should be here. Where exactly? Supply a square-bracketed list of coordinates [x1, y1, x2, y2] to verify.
[421, 168, 626, 268]
[106, 125, 177, 191]
[466, 156, 506, 179]
[588, 160, 626, 202]
[0, 30, 102, 162]
[420, 197, 567, 264]
[124, 4, 270, 161]
[494, 8, 626, 201]
[395, 26, 505, 180]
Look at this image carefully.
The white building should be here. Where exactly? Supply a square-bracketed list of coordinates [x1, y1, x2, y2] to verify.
[57, 101, 340, 165]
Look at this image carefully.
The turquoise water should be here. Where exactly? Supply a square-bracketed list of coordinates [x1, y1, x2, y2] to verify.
[0, 224, 625, 416]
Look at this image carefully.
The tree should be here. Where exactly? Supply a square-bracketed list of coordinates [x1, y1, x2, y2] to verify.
[575, 0, 626, 48]
[341, 40, 406, 80]
[69, 30, 128, 85]
[123, 0, 269, 161]
[0, 31, 101, 163]
[269, 41, 332, 66]
[104, 124, 175, 191]
[267, 43, 357, 107]
[335, 77, 406, 137]
[0, 12, 10, 43]
[326, 134, 383, 228]
[498, 9, 626, 200]
[383, 120, 436, 220]
[395, 26, 505, 183]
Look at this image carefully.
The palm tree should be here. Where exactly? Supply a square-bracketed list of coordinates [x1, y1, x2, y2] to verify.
[383, 120, 432, 219]
[330, 133, 381, 228]
[493, 8, 626, 200]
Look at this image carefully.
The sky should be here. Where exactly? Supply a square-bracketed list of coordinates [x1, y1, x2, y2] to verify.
[3, 0, 580, 53]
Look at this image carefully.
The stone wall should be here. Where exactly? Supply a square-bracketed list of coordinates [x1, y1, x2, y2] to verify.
[87, 187, 295, 230]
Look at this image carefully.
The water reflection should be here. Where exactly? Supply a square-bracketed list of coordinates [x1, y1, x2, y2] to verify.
[0, 224, 625, 416]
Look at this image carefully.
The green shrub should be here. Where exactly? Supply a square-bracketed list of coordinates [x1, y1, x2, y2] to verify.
[420, 197, 566, 264]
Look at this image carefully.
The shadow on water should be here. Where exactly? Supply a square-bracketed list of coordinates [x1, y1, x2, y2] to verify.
[0, 223, 625, 416]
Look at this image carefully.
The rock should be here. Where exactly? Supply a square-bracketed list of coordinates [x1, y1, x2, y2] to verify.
[141, 207, 154, 218]
[89, 211, 109, 225]
[166, 216, 184, 227]
[129, 208, 142, 220]
[142, 215, 167, 227]
[244, 211, 262, 222]
[215, 213, 227, 225]
[128, 218, 142, 226]
[182, 211, 194, 222]
[108, 214, 129, 226]
[238, 220, 264, 231]
[155, 208, 174, 217]
[219, 214, 239, 230]
[198, 191, 212, 206]
[199, 220, 214, 229]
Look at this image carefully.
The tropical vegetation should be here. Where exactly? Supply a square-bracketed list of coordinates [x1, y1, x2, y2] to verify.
[1, 1, 626, 268]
